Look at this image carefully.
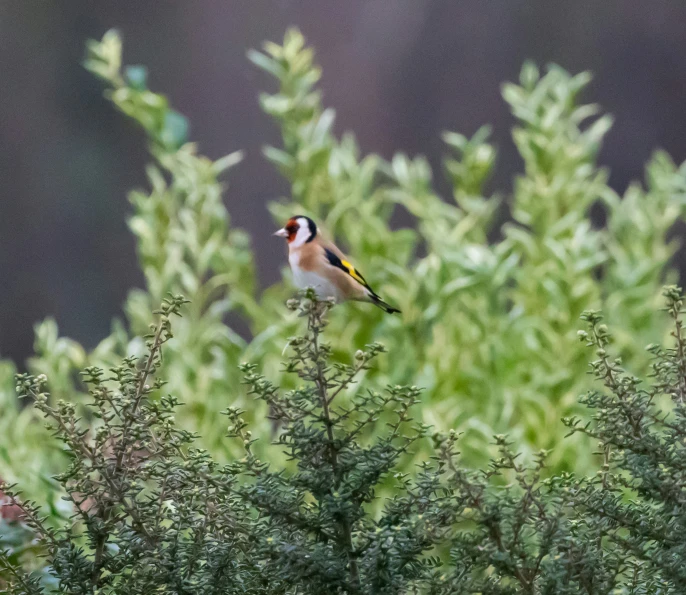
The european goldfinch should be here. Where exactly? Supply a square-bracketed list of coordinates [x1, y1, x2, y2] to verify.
[274, 215, 401, 314]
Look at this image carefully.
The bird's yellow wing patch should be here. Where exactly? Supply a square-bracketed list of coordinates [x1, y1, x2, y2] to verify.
[322, 246, 400, 313]
[340, 259, 368, 286]
[324, 248, 371, 289]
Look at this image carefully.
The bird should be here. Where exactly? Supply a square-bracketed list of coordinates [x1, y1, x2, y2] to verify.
[274, 215, 401, 314]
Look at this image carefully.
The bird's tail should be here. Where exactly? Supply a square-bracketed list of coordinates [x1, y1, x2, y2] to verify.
[370, 294, 401, 314]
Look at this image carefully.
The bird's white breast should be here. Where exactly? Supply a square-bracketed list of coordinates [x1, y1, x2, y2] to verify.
[289, 251, 342, 302]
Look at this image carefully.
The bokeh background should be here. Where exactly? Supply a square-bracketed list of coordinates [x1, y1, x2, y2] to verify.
[2, 1, 686, 366]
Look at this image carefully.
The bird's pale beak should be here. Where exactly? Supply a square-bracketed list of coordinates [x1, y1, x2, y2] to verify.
[273, 228, 288, 238]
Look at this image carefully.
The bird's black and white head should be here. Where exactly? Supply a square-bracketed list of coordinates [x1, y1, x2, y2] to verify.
[273, 215, 318, 247]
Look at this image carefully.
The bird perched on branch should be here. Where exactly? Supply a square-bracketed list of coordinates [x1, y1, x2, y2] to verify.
[274, 215, 400, 314]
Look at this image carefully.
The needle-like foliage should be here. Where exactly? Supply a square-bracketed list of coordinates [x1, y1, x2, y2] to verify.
[5, 289, 686, 592]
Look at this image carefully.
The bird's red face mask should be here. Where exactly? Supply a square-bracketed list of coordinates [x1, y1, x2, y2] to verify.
[273, 218, 300, 243]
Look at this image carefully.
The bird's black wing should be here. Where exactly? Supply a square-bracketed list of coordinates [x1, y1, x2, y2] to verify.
[324, 247, 401, 314]
[324, 248, 375, 293]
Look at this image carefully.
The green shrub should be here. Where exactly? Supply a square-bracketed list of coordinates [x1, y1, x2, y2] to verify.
[5, 289, 686, 593]
[250, 30, 686, 474]
[1, 27, 686, 521]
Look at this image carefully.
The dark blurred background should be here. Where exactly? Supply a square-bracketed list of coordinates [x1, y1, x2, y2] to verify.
[2, 1, 686, 365]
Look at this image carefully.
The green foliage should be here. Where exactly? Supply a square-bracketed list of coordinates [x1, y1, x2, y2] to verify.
[2, 27, 686, 533]
[565, 286, 686, 589]
[0, 345, 68, 524]
[86, 30, 260, 461]
[0, 295, 449, 594]
[249, 30, 686, 473]
[6, 290, 686, 593]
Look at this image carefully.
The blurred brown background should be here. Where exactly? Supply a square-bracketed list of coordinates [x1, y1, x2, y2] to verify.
[1, 1, 686, 365]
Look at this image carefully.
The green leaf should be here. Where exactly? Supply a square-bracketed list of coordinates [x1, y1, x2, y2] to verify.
[159, 110, 189, 150]
[125, 65, 148, 90]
